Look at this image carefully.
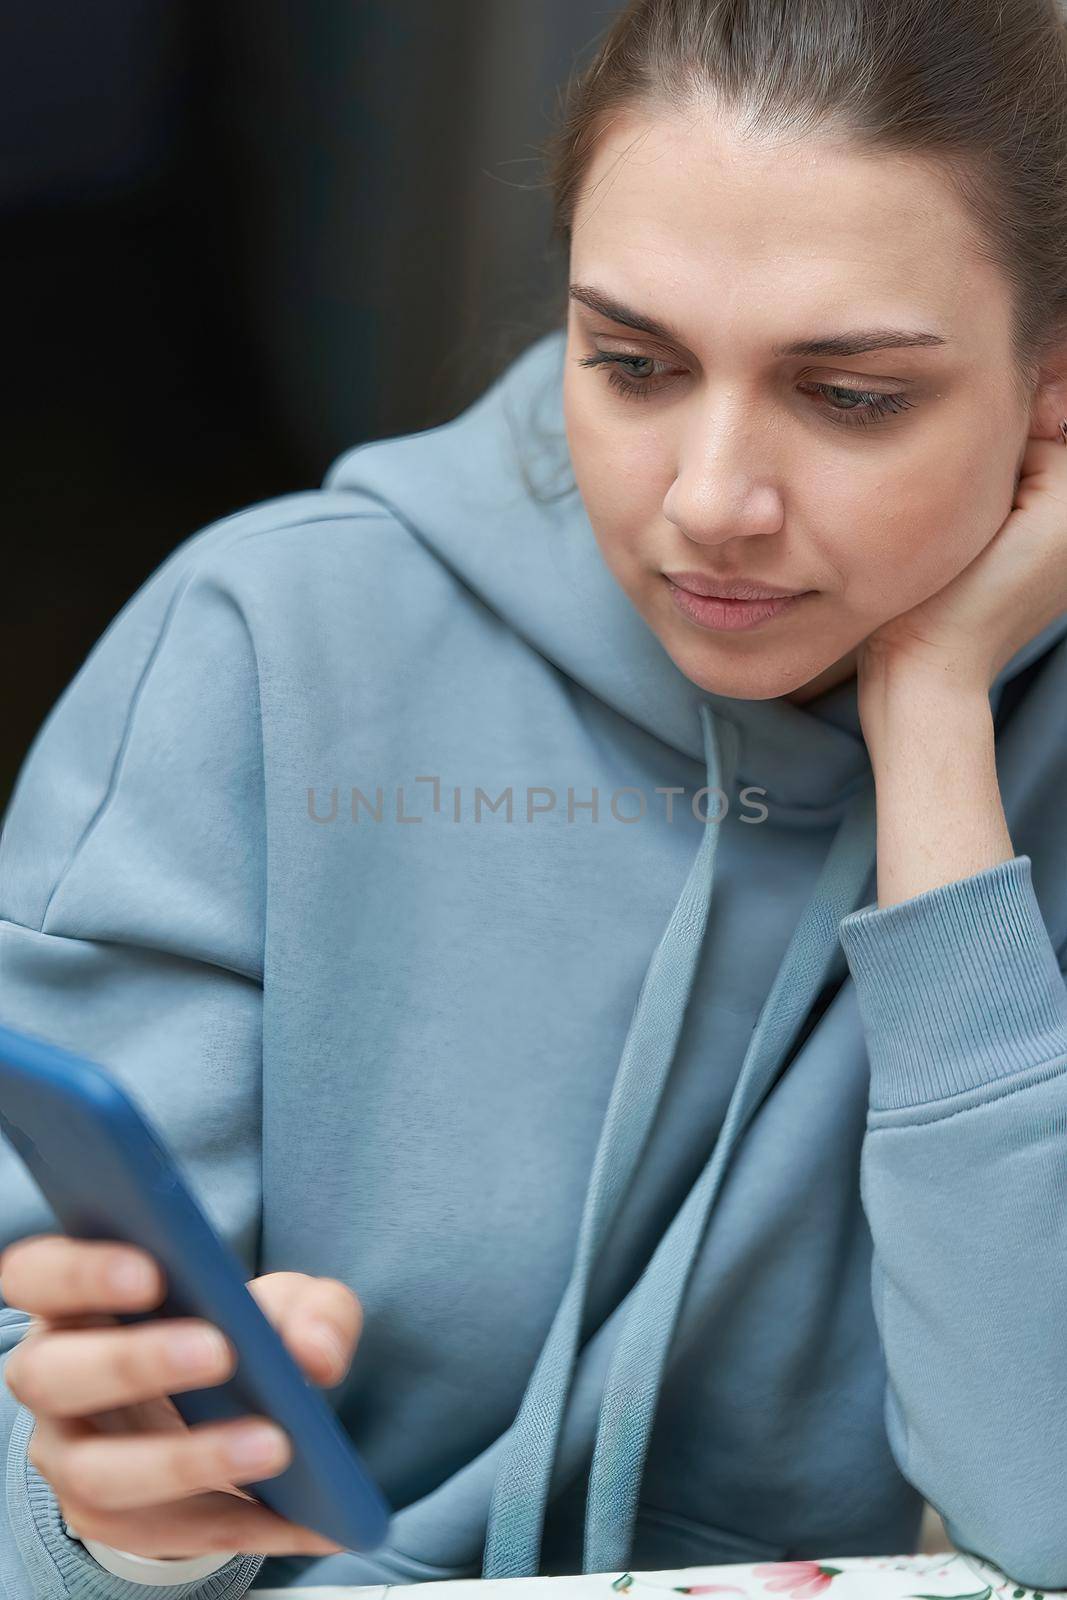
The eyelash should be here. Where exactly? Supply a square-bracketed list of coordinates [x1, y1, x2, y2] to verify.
[576, 350, 916, 429]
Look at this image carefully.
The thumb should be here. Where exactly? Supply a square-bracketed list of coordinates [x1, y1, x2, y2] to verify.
[246, 1271, 363, 1388]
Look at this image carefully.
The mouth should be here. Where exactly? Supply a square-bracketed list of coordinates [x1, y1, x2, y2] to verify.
[663, 570, 812, 601]
[663, 576, 815, 633]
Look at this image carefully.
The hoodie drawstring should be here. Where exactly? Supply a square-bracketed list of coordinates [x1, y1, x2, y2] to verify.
[482, 701, 877, 1579]
[481, 702, 737, 1577]
[581, 758, 876, 1572]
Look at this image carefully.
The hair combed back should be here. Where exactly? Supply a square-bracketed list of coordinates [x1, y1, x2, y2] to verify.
[540, 0, 1067, 396]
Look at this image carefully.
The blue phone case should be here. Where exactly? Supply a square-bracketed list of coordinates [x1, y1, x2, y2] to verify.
[0, 1018, 392, 1555]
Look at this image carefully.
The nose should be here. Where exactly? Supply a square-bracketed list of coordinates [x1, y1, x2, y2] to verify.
[661, 409, 786, 550]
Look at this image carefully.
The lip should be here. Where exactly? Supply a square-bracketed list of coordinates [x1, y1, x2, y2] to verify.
[664, 577, 814, 632]
[664, 570, 811, 600]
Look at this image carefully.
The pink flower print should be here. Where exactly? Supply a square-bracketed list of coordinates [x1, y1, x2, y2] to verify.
[753, 1562, 843, 1598]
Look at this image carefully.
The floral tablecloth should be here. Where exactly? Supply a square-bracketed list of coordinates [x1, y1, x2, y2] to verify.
[251, 1550, 1065, 1600]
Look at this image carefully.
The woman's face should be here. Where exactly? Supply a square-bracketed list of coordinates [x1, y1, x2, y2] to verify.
[562, 101, 1036, 705]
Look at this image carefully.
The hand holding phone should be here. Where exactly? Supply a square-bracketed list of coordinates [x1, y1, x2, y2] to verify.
[0, 1019, 392, 1557]
[1, 1236, 353, 1559]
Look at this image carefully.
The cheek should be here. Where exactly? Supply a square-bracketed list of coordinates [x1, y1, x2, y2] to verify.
[820, 439, 1009, 616]
[564, 383, 672, 548]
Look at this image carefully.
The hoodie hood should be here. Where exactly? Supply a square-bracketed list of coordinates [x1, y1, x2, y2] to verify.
[322, 328, 1067, 1579]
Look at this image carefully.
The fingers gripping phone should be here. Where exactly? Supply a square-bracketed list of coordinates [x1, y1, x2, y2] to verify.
[0, 1018, 392, 1555]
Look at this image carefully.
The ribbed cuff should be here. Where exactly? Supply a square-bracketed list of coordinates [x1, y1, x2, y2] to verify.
[7, 1395, 266, 1599]
[838, 854, 1067, 1112]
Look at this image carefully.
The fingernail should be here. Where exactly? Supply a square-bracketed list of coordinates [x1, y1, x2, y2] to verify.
[226, 1423, 289, 1469]
[167, 1325, 229, 1372]
[307, 1319, 346, 1373]
[108, 1256, 155, 1298]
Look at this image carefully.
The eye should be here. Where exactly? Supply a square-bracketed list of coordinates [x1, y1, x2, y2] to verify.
[796, 381, 915, 428]
[576, 350, 676, 404]
[575, 351, 916, 429]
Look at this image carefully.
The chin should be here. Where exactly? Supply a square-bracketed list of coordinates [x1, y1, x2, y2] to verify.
[658, 633, 815, 701]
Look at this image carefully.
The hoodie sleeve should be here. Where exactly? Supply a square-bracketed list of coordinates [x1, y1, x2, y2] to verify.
[837, 853, 1067, 1594]
[0, 547, 270, 1598]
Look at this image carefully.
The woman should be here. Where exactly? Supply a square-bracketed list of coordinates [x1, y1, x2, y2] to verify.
[4, 0, 1067, 1594]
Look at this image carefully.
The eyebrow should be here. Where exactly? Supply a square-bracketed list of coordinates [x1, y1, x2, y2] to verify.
[568, 282, 950, 358]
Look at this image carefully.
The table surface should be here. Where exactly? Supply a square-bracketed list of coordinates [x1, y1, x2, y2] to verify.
[249, 1549, 1065, 1599]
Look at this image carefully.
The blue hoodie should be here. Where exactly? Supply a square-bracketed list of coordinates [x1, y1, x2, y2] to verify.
[4, 326, 1067, 1600]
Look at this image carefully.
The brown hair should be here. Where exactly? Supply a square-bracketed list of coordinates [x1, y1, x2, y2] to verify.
[512, 0, 1067, 501]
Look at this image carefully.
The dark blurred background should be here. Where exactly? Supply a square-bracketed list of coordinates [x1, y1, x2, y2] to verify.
[0, 0, 613, 809]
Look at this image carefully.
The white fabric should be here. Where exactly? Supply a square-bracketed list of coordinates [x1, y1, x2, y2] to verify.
[64, 1520, 236, 1586]
[231, 1553, 1061, 1600]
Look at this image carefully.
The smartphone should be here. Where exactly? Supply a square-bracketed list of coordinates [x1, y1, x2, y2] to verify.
[0, 1017, 392, 1555]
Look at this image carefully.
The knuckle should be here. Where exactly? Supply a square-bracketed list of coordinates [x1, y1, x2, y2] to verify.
[89, 1468, 134, 1515]
[6, 1347, 38, 1409]
[35, 1446, 73, 1504]
[55, 1492, 110, 1543]
[26, 1427, 48, 1476]
[74, 1245, 101, 1307]
[53, 1486, 88, 1528]
[4, 1359, 21, 1405]
[0, 1240, 37, 1307]
[105, 1330, 143, 1394]
[146, 1431, 216, 1500]
[182, 1435, 224, 1496]
[60, 1440, 102, 1506]
[65, 1437, 151, 1515]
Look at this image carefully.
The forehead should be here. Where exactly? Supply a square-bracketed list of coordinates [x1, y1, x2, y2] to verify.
[570, 103, 1005, 342]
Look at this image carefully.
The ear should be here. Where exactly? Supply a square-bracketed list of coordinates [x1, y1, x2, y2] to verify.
[1026, 330, 1067, 440]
